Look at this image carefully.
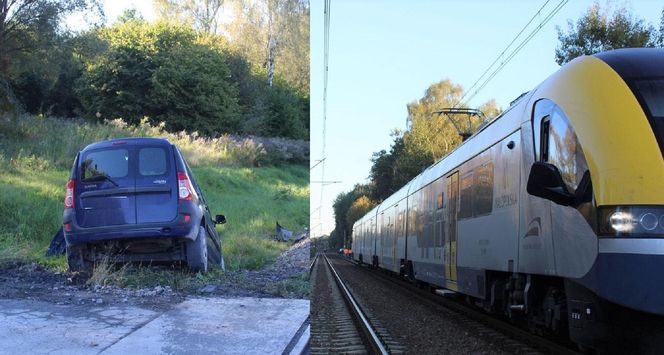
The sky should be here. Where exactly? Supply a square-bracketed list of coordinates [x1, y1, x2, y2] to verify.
[104, 0, 157, 23]
[309, 0, 664, 238]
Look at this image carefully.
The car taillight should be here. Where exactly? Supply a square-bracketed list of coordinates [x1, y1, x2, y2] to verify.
[177, 172, 194, 201]
[64, 179, 75, 209]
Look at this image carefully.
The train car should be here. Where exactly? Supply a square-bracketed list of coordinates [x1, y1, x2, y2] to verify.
[350, 48, 664, 351]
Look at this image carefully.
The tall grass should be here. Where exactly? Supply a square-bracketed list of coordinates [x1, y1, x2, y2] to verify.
[194, 164, 309, 271]
[0, 114, 309, 273]
[0, 114, 308, 168]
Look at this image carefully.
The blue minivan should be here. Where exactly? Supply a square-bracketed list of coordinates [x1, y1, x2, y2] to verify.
[63, 138, 225, 273]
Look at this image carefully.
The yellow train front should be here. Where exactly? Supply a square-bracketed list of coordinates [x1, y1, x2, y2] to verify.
[351, 48, 664, 352]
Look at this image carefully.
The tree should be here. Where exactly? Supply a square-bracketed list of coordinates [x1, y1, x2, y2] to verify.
[555, 2, 661, 65]
[152, 0, 309, 138]
[346, 196, 374, 230]
[77, 20, 242, 135]
[333, 79, 501, 248]
[0, 0, 102, 74]
[368, 130, 404, 201]
[396, 80, 499, 194]
[222, 0, 309, 94]
[153, 0, 224, 34]
[329, 184, 372, 250]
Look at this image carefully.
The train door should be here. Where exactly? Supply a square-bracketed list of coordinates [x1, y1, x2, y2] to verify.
[392, 205, 398, 272]
[435, 182, 444, 261]
[379, 212, 385, 267]
[445, 172, 459, 289]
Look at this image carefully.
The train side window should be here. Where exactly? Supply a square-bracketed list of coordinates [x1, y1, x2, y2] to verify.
[532, 99, 555, 161]
[533, 99, 589, 192]
[473, 162, 494, 216]
[540, 118, 551, 162]
[546, 108, 589, 192]
[459, 172, 474, 219]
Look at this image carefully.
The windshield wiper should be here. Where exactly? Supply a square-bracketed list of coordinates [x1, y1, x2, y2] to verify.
[81, 174, 119, 187]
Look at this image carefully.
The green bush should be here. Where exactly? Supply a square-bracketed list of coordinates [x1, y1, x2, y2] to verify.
[78, 21, 241, 136]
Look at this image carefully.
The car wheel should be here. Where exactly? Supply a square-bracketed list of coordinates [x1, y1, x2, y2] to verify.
[66, 245, 91, 272]
[187, 226, 208, 273]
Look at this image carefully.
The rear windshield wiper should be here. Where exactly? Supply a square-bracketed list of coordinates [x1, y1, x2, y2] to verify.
[81, 174, 119, 187]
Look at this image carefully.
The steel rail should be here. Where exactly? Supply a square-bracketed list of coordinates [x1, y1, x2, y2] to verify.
[323, 254, 389, 355]
[309, 253, 317, 275]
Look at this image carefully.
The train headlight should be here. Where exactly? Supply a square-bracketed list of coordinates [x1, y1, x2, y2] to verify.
[599, 206, 664, 237]
[609, 212, 635, 232]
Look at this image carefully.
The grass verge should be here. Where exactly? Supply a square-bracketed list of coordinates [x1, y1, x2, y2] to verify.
[0, 114, 309, 282]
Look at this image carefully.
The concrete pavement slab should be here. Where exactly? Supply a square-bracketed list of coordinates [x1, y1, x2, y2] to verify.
[0, 297, 310, 355]
[0, 299, 159, 355]
[102, 297, 310, 354]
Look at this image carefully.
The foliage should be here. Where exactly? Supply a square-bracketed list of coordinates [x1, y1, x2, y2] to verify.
[346, 196, 374, 229]
[329, 184, 372, 250]
[154, 0, 224, 34]
[331, 79, 501, 247]
[1, 0, 104, 116]
[2, 1, 309, 140]
[77, 20, 242, 136]
[0, 0, 103, 67]
[555, 2, 663, 65]
[369, 79, 500, 202]
[156, 0, 310, 95]
[0, 114, 308, 168]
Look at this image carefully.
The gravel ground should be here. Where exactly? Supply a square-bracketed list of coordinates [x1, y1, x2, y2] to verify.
[204, 235, 310, 298]
[0, 236, 310, 310]
[328, 255, 526, 354]
[0, 262, 184, 311]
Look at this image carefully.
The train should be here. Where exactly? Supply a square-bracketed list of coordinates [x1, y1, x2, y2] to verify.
[351, 48, 664, 352]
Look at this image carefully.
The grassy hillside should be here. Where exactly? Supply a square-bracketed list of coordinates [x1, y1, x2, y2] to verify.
[0, 115, 309, 272]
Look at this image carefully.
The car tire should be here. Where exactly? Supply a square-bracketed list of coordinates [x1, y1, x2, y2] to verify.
[187, 226, 208, 273]
[67, 245, 91, 272]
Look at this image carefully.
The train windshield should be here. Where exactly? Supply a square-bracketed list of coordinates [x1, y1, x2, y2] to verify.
[633, 79, 664, 152]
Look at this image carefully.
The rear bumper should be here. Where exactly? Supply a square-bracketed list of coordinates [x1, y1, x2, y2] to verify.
[63, 204, 202, 247]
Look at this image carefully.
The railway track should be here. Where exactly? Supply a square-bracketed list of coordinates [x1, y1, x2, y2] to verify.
[310, 253, 398, 354]
[333, 254, 579, 355]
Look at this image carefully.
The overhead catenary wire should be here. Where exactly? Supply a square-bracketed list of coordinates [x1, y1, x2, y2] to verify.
[318, 0, 331, 238]
[453, 0, 552, 108]
[454, 0, 568, 109]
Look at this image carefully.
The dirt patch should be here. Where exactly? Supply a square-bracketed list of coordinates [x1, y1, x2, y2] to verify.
[0, 236, 310, 309]
[0, 262, 185, 311]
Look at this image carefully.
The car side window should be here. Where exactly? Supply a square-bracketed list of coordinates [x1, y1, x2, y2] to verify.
[533, 99, 589, 192]
[138, 147, 168, 176]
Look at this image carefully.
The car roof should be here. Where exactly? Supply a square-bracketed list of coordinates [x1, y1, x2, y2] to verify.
[81, 137, 172, 152]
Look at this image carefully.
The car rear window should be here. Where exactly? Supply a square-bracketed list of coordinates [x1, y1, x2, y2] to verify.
[139, 147, 168, 176]
[81, 149, 129, 179]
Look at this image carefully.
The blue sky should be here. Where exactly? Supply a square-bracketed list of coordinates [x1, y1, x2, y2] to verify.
[309, 0, 664, 237]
